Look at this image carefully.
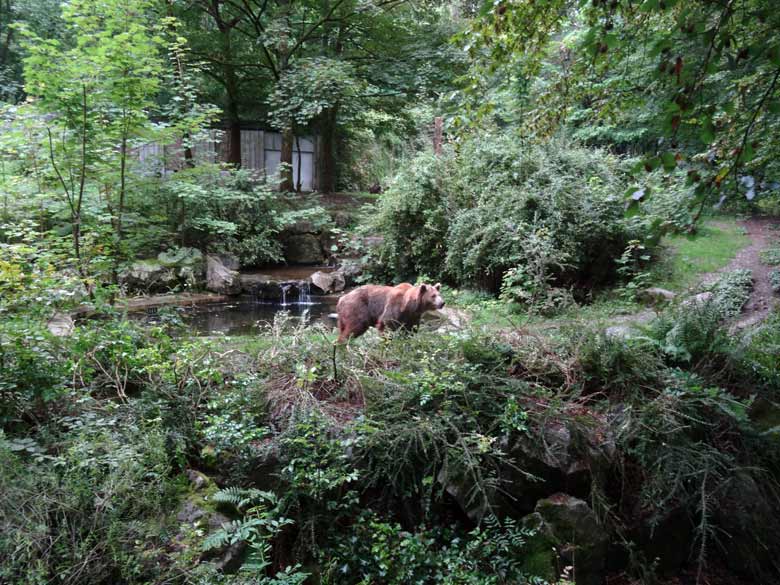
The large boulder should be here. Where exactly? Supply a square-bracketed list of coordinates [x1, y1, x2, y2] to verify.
[47, 312, 74, 337]
[630, 506, 693, 575]
[119, 260, 177, 293]
[157, 246, 203, 269]
[174, 470, 246, 573]
[423, 307, 471, 332]
[715, 473, 780, 578]
[502, 420, 616, 514]
[120, 247, 206, 293]
[439, 418, 615, 524]
[310, 270, 345, 294]
[534, 494, 609, 585]
[206, 254, 242, 295]
[519, 512, 563, 582]
[239, 273, 283, 299]
[637, 287, 676, 305]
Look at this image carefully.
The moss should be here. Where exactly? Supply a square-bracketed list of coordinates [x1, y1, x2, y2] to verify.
[519, 512, 559, 582]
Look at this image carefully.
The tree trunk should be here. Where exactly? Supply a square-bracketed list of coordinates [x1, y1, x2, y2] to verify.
[226, 112, 241, 166]
[280, 126, 293, 191]
[220, 21, 241, 166]
[295, 135, 302, 192]
[318, 107, 338, 193]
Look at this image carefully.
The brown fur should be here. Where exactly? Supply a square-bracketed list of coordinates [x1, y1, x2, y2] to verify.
[336, 282, 445, 343]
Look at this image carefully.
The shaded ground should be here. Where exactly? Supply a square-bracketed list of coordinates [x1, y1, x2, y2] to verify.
[703, 217, 779, 328]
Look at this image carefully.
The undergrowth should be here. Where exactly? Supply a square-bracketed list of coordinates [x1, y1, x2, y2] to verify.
[1, 293, 779, 583]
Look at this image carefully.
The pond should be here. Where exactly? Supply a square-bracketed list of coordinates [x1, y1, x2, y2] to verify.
[136, 296, 339, 336]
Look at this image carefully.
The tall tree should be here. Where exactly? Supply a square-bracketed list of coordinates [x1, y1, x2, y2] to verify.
[0, 0, 62, 102]
[20, 0, 165, 281]
[462, 0, 780, 214]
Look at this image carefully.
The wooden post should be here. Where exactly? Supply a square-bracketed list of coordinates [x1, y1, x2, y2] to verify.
[433, 116, 443, 155]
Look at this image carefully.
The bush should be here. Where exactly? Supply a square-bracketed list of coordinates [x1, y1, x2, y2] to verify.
[647, 270, 753, 365]
[322, 512, 547, 585]
[153, 165, 330, 266]
[371, 132, 647, 297]
[0, 418, 180, 585]
[0, 319, 70, 427]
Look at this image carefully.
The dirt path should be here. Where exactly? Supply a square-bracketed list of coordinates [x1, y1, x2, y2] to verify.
[704, 217, 779, 328]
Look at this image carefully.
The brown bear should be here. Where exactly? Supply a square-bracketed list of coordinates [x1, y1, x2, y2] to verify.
[336, 282, 445, 343]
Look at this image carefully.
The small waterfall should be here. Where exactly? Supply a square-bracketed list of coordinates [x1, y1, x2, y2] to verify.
[280, 284, 292, 306]
[298, 281, 312, 305]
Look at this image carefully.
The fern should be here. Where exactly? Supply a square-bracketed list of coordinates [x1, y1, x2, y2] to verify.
[211, 486, 278, 513]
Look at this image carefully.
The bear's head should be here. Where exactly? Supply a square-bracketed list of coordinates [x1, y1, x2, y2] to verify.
[418, 283, 445, 311]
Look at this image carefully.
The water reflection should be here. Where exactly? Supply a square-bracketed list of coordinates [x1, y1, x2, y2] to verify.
[138, 297, 337, 336]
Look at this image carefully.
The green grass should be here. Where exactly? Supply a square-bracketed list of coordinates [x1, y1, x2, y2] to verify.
[445, 218, 751, 332]
[649, 218, 750, 291]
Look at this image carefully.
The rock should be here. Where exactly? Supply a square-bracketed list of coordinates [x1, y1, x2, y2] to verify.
[331, 211, 352, 228]
[119, 260, 177, 293]
[631, 506, 693, 575]
[683, 291, 713, 307]
[285, 220, 317, 235]
[362, 235, 384, 248]
[239, 273, 283, 299]
[423, 307, 470, 332]
[47, 312, 74, 337]
[217, 253, 240, 271]
[437, 465, 492, 522]
[604, 324, 635, 339]
[440, 419, 615, 525]
[186, 469, 211, 491]
[119, 248, 207, 293]
[715, 473, 780, 578]
[174, 472, 246, 574]
[637, 287, 676, 304]
[157, 246, 203, 268]
[210, 539, 247, 573]
[500, 420, 615, 516]
[283, 234, 324, 264]
[206, 254, 242, 295]
[339, 260, 363, 287]
[535, 494, 609, 585]
[310, 270, 345, 294]
[519, 512, 561, 582]
[178, 266, 200, 289]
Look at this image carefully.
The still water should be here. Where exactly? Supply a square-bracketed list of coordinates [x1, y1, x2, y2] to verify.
[138, 297, 338, 336]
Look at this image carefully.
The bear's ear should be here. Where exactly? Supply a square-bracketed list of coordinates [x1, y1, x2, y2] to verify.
[419, 284, 428, 294]
[434, 283, 441, 291]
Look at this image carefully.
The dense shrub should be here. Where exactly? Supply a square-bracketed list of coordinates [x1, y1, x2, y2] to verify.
[0, 319, 70, 426]
[370, 133, 646, 296]
[154, 166, 331, 266]
[0, 417, 180, 585]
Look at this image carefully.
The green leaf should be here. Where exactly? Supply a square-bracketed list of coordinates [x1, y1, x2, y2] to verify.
[770, 45, 780, 67]
[661, 151, 677, 171]
[640, 0, 660, 12]
[624, 199, 642, 218]
[700, 117, 715, 143]
[739, 143, 755, 164]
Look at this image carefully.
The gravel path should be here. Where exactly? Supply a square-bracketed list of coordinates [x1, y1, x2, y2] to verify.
[704, 217, 779, 328]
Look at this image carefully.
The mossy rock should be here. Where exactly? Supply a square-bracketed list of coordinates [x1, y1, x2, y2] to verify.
[534, 493, 608, 585]
[519, 512, 559, 582]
